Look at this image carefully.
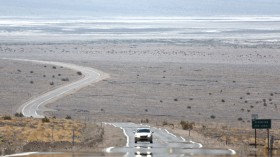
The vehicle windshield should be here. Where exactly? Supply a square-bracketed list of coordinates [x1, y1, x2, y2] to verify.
[137, 129, 150, 133]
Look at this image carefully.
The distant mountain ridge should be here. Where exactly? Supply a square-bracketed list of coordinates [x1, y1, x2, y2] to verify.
[0, 0, 279, 17]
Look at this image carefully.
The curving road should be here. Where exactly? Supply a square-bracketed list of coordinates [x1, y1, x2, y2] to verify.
[105, 123, 236, 157]
[2, 58, 108, 118]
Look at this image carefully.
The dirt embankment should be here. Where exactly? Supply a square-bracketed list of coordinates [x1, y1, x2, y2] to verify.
[0, 116, 125, 155]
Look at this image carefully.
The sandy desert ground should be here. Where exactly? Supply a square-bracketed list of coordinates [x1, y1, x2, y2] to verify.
[1, 40, 280, 154]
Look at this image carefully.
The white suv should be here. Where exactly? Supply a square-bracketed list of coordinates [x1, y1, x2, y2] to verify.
[134, 128, 153, 143]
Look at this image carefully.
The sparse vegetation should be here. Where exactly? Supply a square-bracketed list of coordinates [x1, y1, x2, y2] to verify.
[77, 71, 82, 75]
[2, 115, 12, 120]
[141, 119, 149, 123]
[180, 120, 195, 130]
[65, 115, 72, 119]
[14, 112, 24, 117]
[61, 78, 69, 81]
[42, 116, 50, 123]
[162, 121, 168, 126]
[210, 115, 216, 119]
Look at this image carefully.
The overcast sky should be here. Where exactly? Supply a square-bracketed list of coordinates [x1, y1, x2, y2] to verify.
[0, 0, 280, 17]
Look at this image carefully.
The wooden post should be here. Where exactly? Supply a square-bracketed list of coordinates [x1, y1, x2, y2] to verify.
[270, 135, 274, 157]
[255, 129, 257, 148]
[72, 129, 75, 146]
[267, 129, 270, 152]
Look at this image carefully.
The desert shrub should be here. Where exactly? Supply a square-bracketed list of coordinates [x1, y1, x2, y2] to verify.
[42, 116, 50, 123]
[65, 115, 72, 119]
[61, 78, 69, 81]
[270, 93, 274, 96]
[50, 82, 54, 85]
[2, 115, 12, 120]
[269, 98, 272, 101]
[52, 66, 56, 69]
[43, 75, 46, 77]
[17, 69, 21, 72]
[210, 115, 216, 119]
[209, 93, 212, 95]
[100, 108, 104, 112]
[30, 81, 34, 84]
[238, 117, 243, 121]
[44, 65, 47, 68]
[264, 103, 267, 106]
[221, 99, 225, 103]
[246, 92, 250, 95]
[30, 71, 33, 73]
[250, 105, 254, 108]
[174, 98, 178, 101]
[145, 109, 148, 112]
[15, 112, 24, 117]
[58, 74, 61, 76]
[263, 99, 266, 102]
[160, 100, 163, 103]
[244, 100, 248, 103]
[77, 71, 82, 75]
[141, 119, 149, 123]
[240, 97, 243, 99]
[162, 121, 168, 126]
[52, 75, 55, 78]
[241, 108, 245, 112]
[180, 121, 195, 130]
[189, 98, 193, 101]
[187, 106, 191, 109]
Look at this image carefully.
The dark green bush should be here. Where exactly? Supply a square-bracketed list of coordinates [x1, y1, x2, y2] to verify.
[42, 116, 50, 123]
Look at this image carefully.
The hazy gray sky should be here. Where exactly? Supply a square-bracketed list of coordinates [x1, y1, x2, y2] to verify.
[0, 0, 279, 17]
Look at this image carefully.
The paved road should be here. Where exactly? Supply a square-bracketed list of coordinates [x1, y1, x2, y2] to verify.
[2, 58, 107, 118]
[105, 123, 236, 157]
